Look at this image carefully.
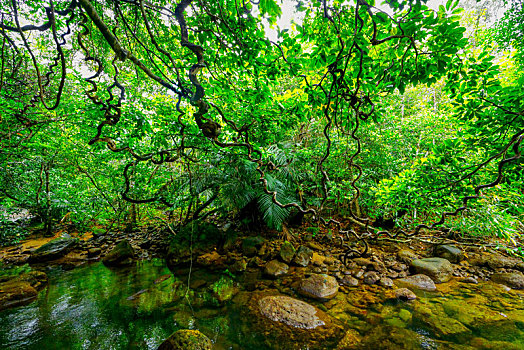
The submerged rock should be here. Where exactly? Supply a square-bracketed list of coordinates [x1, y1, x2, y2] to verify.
[396, 274, 437, 292]
[102, 240, 135, 267]
[393, 288, 417, 301]
[299, 274, 338, 300]
[157, 329, 212, 350]
[259, 295, 326, 329]
[264, 259, 289, 278]
[28, 237, 78, 263]
[0, 271, 48, 311]
[491, 272, 524, 290]
[411, 257, 453, 283]
[434, 244, 464, 263]
[234, 291, 345, 350]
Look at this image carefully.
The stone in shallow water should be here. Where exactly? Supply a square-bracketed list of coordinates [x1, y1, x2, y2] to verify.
[393, 288, 417, 300]
[293, 245, 313, 267]
[491, 272, 524, 290]
[396, 274, 437, 292]
[397, 249, 418, 264]
[280, 241, 296, 264]
[299, 274, 338, 300]
[157, 329, 212, 350]
[264, 259, 289, 278]
[259, 295, 325, 329]
[411, 257, 453, 283]
[103, 240, 135, 267]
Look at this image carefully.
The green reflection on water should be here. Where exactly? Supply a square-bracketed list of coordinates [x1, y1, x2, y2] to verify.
[0, 260, 178, 350]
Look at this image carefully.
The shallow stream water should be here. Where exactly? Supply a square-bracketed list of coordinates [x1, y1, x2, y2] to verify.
[1, 260, 523, 349]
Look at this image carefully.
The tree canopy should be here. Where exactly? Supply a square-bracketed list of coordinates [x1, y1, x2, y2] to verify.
[1, 0, 523, 253]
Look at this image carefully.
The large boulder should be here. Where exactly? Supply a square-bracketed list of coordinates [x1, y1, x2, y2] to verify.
[411, 258, 453, 283]
[299, 274, 338, 301]
[233, 291, 345, 350]
[434, 245, 464, 263]
[102, 240, 135, 267]
[395, 274, 437, 292]
[28, 237, 78, 263]
[491, 272, 524, 290]
[157, 330, 212, 350]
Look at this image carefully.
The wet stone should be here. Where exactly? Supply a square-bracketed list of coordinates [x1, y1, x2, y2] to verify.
[280, 241, 296, 264]
[393, 288, 417, 301]
[411, 257, 453, 283]
[340, 275, 359, 287]
[258, 295, 326, 329]
[397, 249, 418, 264]
[460, 276, 479, 284]
[396, 274, 437, 292]
[434, 244, 464, 263]
[363, 271, 380, 285]
[28, 237, 78, 263]
[379, 277, 394, 288]
[102, 240, 135, 267]
[299, 274, 339, 301]
[264, 260, 289, 278]
[293, 246, 313, 267]
[491, 272, 524, 290]
[157, 329, 212, 350]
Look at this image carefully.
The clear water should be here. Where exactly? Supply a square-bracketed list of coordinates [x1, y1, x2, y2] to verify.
[1, 260, 523, 350]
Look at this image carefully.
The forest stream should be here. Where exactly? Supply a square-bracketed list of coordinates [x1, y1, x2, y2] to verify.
[1, 257, 523, 350]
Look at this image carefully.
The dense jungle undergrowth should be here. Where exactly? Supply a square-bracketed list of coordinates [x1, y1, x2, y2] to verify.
[0, 0, 523, 258]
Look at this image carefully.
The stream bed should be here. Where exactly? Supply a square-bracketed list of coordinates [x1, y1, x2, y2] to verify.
[1, 260, 523, 349]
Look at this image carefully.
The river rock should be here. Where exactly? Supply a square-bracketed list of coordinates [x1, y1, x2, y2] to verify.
[102, 240, 135, 267]
[0, 271, 47, 311]
[299, 274, 338, 300]
[434, 244, 464, 263]
[16, 271, 48, 291]
[28, 237, 78, 263]
[280, 241, 296, 263]
[491, 272, 524, 290]
[293, 245, 313, 267]
[396, 274, 437, 292]
[196, 251, 225, 269]
[411, 258, 453, 283]
[0, 280, 37, 311]
[234, 291, 345, 349]
[242, 236, 265, 256]
[486, 254, 519, 269]
[393, 288, 417, 300]
[378, 277, 394, 288]
[87, 248, 102, 258]
[363, 271, 380, 285]
[264, 260, 289, 278]
[340, 275, 359, 287]
[157, 329, 212, 350]
[397, 249, 418, 263]
[259, 295, 327, 329]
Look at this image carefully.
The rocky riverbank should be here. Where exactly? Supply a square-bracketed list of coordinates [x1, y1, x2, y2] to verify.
[1, 226, 523, 349]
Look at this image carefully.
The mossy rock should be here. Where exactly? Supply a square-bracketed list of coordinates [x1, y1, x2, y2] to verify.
[28, 237, 78, 263]
[102, 240, 135, 267]
[157, 329, 212, 350]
